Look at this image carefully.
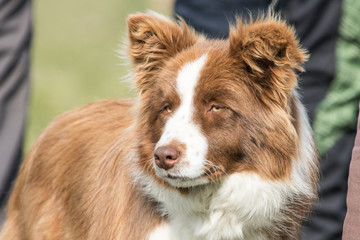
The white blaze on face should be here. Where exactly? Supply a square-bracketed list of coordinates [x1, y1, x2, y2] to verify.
[154, 55, 209, 186]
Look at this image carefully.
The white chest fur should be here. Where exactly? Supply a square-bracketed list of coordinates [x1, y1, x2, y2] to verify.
[144, 173, 295, 240]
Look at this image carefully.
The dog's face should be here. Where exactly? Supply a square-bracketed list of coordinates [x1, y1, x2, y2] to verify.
[128, 13, 306, 189]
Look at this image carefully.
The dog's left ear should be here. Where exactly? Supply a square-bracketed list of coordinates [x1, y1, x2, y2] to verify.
[127, 13, 197, 93]
[229, 16, 307, 106]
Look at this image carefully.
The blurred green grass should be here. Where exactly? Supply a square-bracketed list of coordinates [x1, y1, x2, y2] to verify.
[26, 0, 172, 152]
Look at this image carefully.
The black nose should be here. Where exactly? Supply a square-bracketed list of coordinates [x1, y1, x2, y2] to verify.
[154, 145, 180, 170]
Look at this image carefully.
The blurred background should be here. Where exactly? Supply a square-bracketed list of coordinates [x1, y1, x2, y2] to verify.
[26, 0, 172, 152]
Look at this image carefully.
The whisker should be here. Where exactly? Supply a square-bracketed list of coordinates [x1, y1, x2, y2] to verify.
[204, 160, 227, 176]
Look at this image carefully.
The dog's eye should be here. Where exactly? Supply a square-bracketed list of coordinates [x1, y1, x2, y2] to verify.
[164, 105, 173, 113]
[210, 105, 222, 112]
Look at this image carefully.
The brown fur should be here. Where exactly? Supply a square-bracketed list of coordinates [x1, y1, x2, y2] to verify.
[1, 100, 164, 239]
[0, 13, 318, 240]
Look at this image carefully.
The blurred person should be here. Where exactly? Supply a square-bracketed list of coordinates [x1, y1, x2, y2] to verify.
[0, 0, 32, 224]
[343, 105, 360, 240]
[174, 0, 360, 239]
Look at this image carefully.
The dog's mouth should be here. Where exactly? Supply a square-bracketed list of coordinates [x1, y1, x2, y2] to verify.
[161, 166, 221, 188]
[167, 166, 218, 179]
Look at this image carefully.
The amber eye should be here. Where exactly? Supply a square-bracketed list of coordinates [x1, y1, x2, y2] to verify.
[210, 105, 222, 112]
[164, 105, 173, 113]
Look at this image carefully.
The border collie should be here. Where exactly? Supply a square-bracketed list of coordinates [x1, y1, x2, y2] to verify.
[0, 12, 318, 240]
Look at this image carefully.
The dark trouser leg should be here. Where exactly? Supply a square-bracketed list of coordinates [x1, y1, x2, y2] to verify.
[0, 0, 32, 208]
[301, 133, 355, 240]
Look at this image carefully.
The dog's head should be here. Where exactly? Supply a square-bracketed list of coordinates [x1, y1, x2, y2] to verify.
[128, 12, 308, 189]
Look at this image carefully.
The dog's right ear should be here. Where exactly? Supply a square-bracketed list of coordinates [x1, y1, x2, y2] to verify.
[229, 15, 307, 108]
[127, 13, 197, 93]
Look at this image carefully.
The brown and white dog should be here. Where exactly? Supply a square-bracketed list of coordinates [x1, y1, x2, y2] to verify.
[0, 12, 318, 240]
